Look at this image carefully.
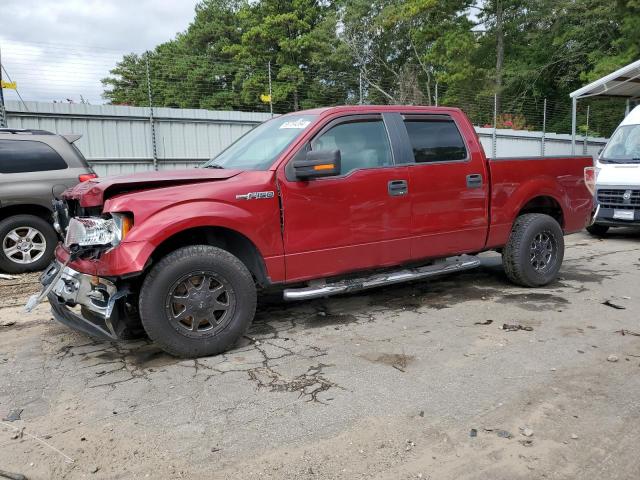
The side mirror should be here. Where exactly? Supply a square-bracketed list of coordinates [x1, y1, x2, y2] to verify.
[293, 150, 341, 180]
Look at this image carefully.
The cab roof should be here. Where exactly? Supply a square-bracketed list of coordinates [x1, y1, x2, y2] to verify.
[284, 105, 463, 118]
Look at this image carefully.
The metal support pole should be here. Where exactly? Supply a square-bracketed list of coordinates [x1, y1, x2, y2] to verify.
[358, 70, 363, 105]
[541, 98, 546, 156]
[0, 44, 7, 128]
[268, 61, 273, 117]
[145, 56, 158, 171]
[583, 105, 589, 155]
[435, 82, 439, 107]
[571, 96, 577, 155]
[492, 93, 497, 159]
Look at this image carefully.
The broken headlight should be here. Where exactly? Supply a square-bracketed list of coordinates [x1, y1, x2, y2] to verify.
[64, 213, 133, 248]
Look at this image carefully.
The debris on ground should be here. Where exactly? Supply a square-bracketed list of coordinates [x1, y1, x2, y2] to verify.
[0, 468, 28, 480]
[469, 428, 477, 438]
[2, 409, 23, 422]
[0, 274, 17, 280]
[10, 428, 24, 440]
[474, 319, 493, 325]
[520, 427, 534, 437]
[616, 329, 640, 337]
[405, 440, 416, 451]
[486, 429, 513, 439]
[519, 439, 534, 447]
[501, 324, 533, 332]
[607, 354, 619, 363]
[0, 320, 16, 327]
[602, 300, 626, 310]
[570, 433, 579, 440]
[90, 466, 100, 474]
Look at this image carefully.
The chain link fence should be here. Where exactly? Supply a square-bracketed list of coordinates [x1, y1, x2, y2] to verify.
[1, 41, 623, 167]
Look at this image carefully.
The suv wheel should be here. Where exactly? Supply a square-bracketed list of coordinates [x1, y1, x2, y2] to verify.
[502, 213, 564, 287]
[0, 215, 57, 274]
[139, 245, 257, 358]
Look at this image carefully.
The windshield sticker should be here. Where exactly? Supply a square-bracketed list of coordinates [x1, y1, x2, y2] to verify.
[279, 119, 311, 130]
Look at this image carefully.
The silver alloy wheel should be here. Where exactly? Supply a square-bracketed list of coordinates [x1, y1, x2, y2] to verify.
[2, 227, 47, 265]
[165, 271, 236, 338]
[529, 231, 556, 271]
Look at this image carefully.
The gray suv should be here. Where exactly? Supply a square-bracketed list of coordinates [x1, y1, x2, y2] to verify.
[0, 128, 96, 273]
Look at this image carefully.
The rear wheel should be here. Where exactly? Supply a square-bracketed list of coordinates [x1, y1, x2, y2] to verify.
[586, 224, 609, 236]
[502, 213, 564, 287]
[0, 214, 57, 274]
[139, 245, 257, 358]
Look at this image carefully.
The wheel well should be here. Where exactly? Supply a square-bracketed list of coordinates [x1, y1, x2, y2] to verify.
[149, 226, 269, 287]
[517, 196, 564, 227]
[0, 204, 52, 223]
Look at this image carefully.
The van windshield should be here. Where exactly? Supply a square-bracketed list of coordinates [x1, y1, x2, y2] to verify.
[601, 124, 640, 163]
[202, 114, 317, 170]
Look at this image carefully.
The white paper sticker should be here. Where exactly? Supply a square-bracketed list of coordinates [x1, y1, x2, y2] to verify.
[279, 119, 311, 130]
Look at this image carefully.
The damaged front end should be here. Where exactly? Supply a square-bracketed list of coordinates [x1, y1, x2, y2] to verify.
[44, 261, 137, 340]
[27, 199, 141, 340]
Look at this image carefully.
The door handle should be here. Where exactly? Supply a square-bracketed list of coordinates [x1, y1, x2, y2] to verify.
[466, 174, 483, 189]
[388, 179, 408, 196]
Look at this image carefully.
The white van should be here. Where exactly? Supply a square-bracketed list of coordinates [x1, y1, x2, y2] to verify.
[588, 105, 640, 235]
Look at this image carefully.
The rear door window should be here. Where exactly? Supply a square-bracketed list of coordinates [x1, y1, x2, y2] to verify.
[0, 139, 68, 173]
[404, 118, 467, 163]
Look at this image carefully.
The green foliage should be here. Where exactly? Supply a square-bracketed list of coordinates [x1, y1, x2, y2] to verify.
[101, 0, 638, 134]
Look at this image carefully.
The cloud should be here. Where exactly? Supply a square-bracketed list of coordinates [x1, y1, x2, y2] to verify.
[0, 0, 199, 103]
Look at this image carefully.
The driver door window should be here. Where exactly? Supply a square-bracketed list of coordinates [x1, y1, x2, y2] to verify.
[311, 120, 393, 175]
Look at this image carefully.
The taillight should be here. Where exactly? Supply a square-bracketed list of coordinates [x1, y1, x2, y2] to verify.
[584, 167, 596, 195]
[79, 173, 98, 182]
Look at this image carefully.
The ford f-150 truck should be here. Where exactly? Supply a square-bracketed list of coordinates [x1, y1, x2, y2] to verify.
[27, 106, 595, 358]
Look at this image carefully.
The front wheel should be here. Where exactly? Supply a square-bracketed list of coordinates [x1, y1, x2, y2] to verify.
[139, 245, 257, 358]
[502, 213, 564, 287]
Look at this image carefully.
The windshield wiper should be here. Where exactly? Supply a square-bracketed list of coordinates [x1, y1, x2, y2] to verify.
[204, 163, 224, 169]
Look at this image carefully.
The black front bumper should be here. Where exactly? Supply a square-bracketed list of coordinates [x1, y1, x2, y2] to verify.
[594, 206, 640, 227]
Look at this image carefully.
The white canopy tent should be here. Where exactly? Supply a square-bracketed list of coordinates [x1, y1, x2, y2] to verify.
[570, 59, 640, 153]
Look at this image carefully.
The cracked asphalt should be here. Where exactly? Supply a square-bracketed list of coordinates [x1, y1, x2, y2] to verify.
[1, 230, 640, 479]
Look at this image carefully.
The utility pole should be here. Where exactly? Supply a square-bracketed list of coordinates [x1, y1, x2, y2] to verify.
[359, 70, 363, 105]
[145, 56, 158, 171]
[0, 44, 8, 128]
[268, 61, 273, 117]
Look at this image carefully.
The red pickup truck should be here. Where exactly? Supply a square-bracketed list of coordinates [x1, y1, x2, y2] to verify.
[28, 106, 594, 357]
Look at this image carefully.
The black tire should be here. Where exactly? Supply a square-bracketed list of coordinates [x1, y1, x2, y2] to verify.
[0, 214, 57, 274]
[139, 245, 257, 358]
[502, 213, 564, 287]
[586, 224, 609, 236]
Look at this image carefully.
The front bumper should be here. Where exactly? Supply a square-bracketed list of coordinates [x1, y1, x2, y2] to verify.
[593, 206, 640, 227]
[42, 261, 132, 340]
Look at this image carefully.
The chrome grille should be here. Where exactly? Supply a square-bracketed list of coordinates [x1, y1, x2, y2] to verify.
[597, 189, 640, 209]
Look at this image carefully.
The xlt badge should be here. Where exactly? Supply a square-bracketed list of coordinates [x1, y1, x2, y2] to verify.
[236, 191, 275, 200]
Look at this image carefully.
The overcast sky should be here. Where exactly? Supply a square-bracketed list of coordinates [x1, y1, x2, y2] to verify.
[0, 0, 200, 104]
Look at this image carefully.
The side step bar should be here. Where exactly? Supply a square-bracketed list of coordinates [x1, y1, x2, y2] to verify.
[283, 255, 481, 301]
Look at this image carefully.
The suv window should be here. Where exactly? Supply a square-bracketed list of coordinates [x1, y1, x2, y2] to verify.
[404, 119, 467, 163]
[0, 139, 68, 173]
[311, 120, 393, 175]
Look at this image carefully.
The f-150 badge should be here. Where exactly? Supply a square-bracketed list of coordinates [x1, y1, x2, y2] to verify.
[236, 191, 275, 200]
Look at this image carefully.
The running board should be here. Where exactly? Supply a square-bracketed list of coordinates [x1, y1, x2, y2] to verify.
[283, 255, 481, 301]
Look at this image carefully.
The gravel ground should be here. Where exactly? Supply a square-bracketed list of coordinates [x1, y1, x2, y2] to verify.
[1, 230, 640, 479]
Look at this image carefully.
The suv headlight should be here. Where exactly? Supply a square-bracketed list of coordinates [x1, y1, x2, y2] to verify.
[65, 213, 133, 248]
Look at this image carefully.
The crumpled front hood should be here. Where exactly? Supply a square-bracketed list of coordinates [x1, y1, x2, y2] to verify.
[63, 168, 242, 207]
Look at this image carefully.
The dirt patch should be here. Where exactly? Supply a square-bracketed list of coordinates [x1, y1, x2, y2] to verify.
[360, 352, 415, 372]
[497, 292, 570, 311]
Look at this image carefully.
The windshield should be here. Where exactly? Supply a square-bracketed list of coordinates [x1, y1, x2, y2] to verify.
[202, 114, 317, 170]
[601, 124, 640, 163]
